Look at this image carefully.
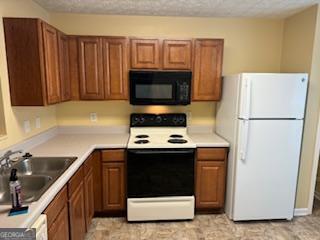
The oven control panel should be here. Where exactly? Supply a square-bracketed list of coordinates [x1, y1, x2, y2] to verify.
[130, 113, 187, 127]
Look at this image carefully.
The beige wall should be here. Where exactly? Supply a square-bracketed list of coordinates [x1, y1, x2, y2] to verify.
[51, 13, 284, 126]
[57, 101, 216, 126]
[0, 0, 57, 150]
[51, 13, 284, 75]
[281, 5, 320, 208]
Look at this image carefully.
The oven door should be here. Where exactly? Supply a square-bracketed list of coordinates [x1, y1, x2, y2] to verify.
[127, 148, 195, 198]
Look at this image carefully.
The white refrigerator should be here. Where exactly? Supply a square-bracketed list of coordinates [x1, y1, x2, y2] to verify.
[216, 73, 308, 221]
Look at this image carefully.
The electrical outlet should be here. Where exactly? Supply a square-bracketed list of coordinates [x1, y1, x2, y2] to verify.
[90, 112, 98, 122]
[23, 120, 31, 133]
[35, 117, 41, 129]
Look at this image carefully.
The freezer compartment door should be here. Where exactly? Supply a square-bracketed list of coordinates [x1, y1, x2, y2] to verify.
[233, 119, 303, 220]
[239, 73, 308, 119]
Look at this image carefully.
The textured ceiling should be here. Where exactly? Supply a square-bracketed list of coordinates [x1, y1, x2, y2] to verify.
[33, 0, 320, 18]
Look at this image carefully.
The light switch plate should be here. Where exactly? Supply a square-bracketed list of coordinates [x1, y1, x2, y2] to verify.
[23, 120, 31, 133]
[35, 117, 41, 129]
[90, 112, 98, 122]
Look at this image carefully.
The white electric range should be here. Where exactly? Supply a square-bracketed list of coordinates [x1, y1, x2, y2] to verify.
[127, 113, 196, 222]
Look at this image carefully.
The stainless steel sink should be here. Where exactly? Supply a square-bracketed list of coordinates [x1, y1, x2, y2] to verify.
[13, 157, 76, 177]
[0, 156, 77, 205]
[0, 175, 52, 204]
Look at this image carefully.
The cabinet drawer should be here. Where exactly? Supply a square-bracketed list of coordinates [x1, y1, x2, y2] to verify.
[101, 149, 125, 162]
[197, 148, 227, 161]
[44, 185, 67, 227]
[68, 166, 84, 197]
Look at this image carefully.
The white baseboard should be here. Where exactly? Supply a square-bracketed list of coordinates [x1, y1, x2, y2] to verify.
[294, 208, 309, 216]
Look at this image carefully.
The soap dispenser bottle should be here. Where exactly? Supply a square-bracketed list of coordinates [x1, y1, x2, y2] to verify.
[9, 169, 22, 208]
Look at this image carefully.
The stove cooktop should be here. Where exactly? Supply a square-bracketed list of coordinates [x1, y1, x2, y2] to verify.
[128, 128, 195, 149]
[127, 113, 196, 149]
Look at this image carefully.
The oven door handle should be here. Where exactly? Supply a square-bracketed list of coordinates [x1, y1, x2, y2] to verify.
[129, 149, 195, 155]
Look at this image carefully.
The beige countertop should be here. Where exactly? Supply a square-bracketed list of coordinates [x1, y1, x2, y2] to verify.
[0, 130, 228, 228]
[189, 133, 229, 148]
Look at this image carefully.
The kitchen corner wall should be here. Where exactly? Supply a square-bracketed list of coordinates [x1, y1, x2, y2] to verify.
[51, 13, 284, 127]
[281, 5, 320, 209]
[0, 0, 57, 150]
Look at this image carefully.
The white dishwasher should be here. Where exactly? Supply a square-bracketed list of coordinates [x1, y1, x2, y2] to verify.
[31, 214, 48, 240]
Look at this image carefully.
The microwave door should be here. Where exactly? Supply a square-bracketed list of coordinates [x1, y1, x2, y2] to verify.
[131, 80, 177, 105]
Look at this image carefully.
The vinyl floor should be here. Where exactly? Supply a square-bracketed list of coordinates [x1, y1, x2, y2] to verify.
[85, 199, 320, 240]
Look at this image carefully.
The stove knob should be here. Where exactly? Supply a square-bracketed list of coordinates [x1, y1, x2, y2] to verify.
[140, 117, 145, 123]
[156, 116, 162, 123]
[179, 117, 185, 124]
[132, 117, 140, 125]
[173, 117, 178, 124]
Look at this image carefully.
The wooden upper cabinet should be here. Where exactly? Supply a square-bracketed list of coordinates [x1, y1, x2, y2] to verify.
[78, 37, 104, 100]
[68, 36, 80, 100]
[58, 32, 71, 102]
[163, 40, 192, 70]
[42, 22, 61, 104]
[192, 39, 224, 101]
[102, 38, 128, 100]
[3, 18, 62, 106]
[130, 39, 160, 69]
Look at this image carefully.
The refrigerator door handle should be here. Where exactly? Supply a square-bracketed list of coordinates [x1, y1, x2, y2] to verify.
[240, 120, 250, 161]
[244, 78, 252, 119]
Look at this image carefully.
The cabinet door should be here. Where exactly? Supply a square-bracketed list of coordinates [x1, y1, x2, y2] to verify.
[196, 161, 226, 209]
[68, 36, 80, 100]
[102, 162, 125, 211]
[42, 22, 61, 104]
[69, 182, 86, 240]
[84, 168, 95, 229]
[193, 39, 223, 101]
[130, 39, 160, 69]
[92, 151, 102, 212]
[102, 38, 128, 100]
[163, 40, 192, 70]
[78, 37, 104, 99]
[48, 204, 69, 240]
[58, 32, 71, 102]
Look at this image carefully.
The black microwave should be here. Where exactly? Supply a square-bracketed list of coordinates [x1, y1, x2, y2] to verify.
[129, 70, 192, 105]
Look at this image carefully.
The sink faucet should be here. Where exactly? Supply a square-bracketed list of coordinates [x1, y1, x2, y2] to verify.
[0, 150, 22, 174]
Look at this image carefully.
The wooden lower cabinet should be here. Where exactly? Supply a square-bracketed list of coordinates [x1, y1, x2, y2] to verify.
[45, 186, 69, 240]
[47, 204, 69, 240]
[195, 148, 228, 211]
[69, 182, 86, 240]
[84, 167, 95, 228]
[102, 162, 125, 211]
[92, 151, 103, 212]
